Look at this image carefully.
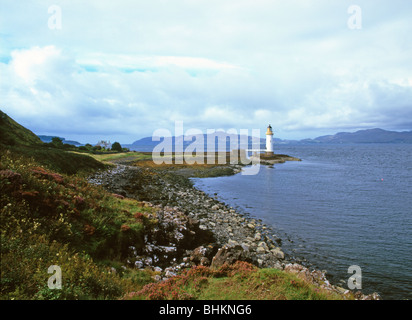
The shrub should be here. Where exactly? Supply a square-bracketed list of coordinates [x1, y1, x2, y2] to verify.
[111, 142, 122, 152]
[51, 137, 64, 148]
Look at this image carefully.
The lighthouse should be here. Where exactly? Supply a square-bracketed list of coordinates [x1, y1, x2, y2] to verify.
[266, 124, 274, 156]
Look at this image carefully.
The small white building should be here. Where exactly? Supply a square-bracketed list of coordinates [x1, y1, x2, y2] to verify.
[266, 124, 274, 155]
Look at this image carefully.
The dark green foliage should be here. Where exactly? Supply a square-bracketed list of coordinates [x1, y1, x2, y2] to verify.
[0, 110, 43, 146]
[111, 142, 122, 152]
[51, 137, 64, 147]
[0, 110, 106, 175]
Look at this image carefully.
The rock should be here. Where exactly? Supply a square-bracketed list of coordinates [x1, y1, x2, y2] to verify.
[189, 245, 217, 266]
[254, 233, 261, 241]
[211, 244, 253, 269]
[362, 292, 381, 300]
[336, 286, 347, 294]
[256, 246, 266, 254]
[246, 236, 255, 243]
[200, 257, 210, 265]
[247, 223, 255, 229]
[240, 243, 250, 251]
[228, 239, 239, 246]
[258, 241, 269, 252]
[165, 270, 176, 278]
[271, 247, 285, 260]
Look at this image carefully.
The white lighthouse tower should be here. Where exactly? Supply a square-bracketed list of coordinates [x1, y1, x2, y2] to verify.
[266, 124, 274, 156]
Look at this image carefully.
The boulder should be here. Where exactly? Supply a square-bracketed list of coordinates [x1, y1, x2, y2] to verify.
[271, 247, 285, 260]
[211, 243, 254, 269]
[189, 245, 217, 266]
[258, 241, 269, 252]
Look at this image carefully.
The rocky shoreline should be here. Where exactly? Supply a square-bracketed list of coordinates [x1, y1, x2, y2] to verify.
[88, 161, 380, 300]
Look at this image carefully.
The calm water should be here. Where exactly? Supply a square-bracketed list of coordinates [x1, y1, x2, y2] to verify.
[192, 144, 412, 300]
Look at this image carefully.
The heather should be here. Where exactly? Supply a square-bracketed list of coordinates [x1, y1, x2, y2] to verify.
[0, 150, 155, 299]
[126, 261, 344, 300]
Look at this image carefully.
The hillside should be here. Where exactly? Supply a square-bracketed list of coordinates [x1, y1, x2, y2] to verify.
[0, 110, 43, 146]
[0, 110, 105, 175]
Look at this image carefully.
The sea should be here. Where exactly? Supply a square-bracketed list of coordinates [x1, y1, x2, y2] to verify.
[192, 144, 412, 300]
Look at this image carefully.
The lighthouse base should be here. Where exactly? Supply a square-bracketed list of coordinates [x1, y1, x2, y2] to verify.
[265, 151, 274, 157]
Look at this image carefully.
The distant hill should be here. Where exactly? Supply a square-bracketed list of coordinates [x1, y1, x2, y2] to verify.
[37, 135, 82, 146]
[309, 128, 412, 144]
[0, 110, 43, 146]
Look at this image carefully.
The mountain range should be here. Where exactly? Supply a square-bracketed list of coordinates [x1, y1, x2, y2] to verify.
[301, 128, 412, 144]
[125, 128, 412, 151]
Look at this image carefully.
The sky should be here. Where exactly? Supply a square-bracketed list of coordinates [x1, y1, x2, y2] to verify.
[1, 0, 411, 144]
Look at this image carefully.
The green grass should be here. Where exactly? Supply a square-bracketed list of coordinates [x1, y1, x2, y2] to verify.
[73, 151, 152, 164]
[198, 268, 342, 300]
[127, 261, 345, 300]
[0, 110, 43, 147]
[0, 151, 156, 299]
[5, 145, 107, 175]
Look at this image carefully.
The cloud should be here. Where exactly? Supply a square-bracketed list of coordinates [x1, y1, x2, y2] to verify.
[1, 1, 411, 142]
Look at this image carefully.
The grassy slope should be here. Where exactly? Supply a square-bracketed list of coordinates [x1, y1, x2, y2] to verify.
[0, 110, 106, 175]
[0, 111, 155, 299]
[127, 261, 344, 300]
[0, 151, 158, 299]
[71, 151, 152, 164]
[0, 110, 43, 147]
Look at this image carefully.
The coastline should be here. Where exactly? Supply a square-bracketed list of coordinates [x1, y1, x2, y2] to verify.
[88, 158, 380, 300]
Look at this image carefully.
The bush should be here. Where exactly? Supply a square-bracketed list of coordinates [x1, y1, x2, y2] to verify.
[111, 142, 122, 152]
[51, 137, 64, 148]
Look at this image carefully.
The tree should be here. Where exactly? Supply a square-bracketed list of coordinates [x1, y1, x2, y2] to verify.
[111, 142, 122, 152]
[51, 137, 63, 148]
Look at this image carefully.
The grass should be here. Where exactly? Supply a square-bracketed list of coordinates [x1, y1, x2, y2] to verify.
[126, 261, 345, 300]
[0, 150, 156, 299]
[199, 268, 342, 300]
[0, 110, 43, 147]
[5, 145, 107, 175]
[132, 152, 242, 178]
[72, 151, 152, 164]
